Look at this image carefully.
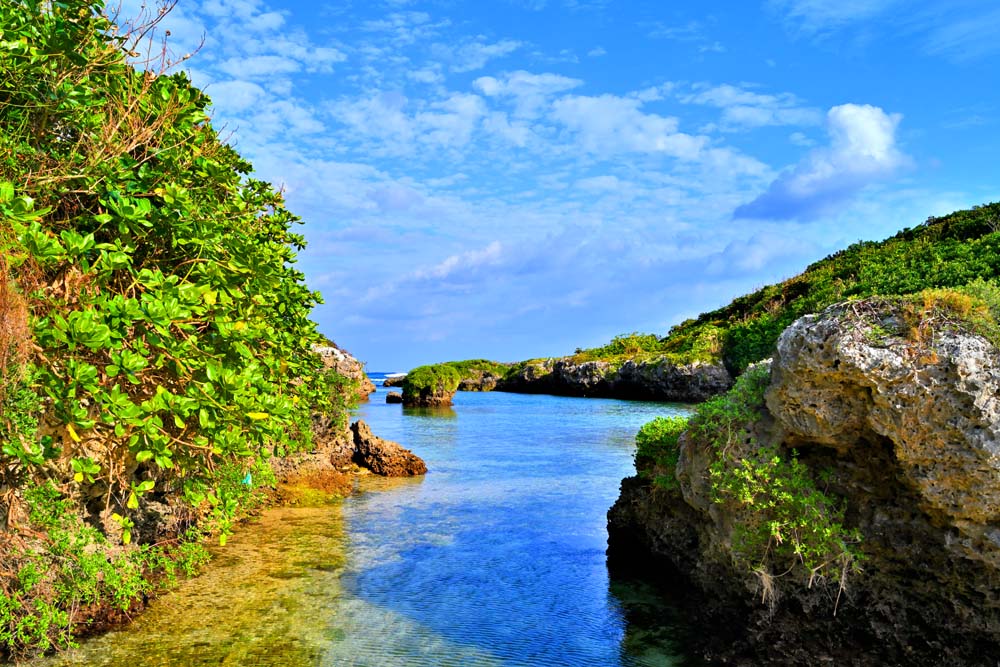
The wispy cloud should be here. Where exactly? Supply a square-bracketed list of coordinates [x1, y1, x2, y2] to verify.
[766, 0, 901, 35]
[682, 83, 822, 130]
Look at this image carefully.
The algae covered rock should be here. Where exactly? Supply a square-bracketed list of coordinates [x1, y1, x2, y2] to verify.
[608, 296, 1000, 666]
[401, 365, 460, 406]
[350, 420, 427, 476]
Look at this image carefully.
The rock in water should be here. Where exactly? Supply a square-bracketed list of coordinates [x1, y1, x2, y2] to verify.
[350, 420, 427, 476]
[385, 391, 403, 404]
[608, 298, 1000, 666]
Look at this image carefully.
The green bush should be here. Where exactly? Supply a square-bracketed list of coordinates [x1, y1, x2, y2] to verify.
[0, 0, 353, 657]
[634, 415, 689, 489]
[440, 359, 509, 378]
[402, 364, 461, 401]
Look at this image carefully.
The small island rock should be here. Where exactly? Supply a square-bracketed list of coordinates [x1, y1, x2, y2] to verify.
[350, 420, 427, 476]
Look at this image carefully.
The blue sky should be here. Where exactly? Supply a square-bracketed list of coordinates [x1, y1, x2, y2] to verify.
[123, 0, 999, 370]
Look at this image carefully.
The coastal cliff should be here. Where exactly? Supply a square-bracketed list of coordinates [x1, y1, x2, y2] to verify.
[496, 356, 731, 402]
[608, 295, 1000, 665]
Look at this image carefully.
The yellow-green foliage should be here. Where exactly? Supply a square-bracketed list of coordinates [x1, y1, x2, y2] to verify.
[438, 359, 509, 379]
[633, 416, 688, 489]
[0, 0, 351, 657]
[402, 364, 461, 400]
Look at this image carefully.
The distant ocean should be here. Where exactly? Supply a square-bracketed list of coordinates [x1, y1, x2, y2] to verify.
[367, 371, 405, 386]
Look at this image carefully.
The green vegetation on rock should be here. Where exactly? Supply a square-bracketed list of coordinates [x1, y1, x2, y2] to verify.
[633, 416, 688, 490]
[0, 1, 352, 657]
[696, 367, 862, 595]
[402, 364, 461, 401]
[438, 359, 509, 379]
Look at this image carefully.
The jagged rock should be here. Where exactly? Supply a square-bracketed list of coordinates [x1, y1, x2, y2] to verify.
[608, 300, 1000, 666]
[382, 375, 406, 388]
[457, 372, 503, 391]
[385, 391, 403, 404]
[314, 345, 377, 400]
[496, 356, 731, 401]
[350, 420, 427, 476]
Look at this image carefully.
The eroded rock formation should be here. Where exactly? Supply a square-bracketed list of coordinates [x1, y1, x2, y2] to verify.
[608, 300, 1000, 665]
[497, 357, 731, 401]
[350, 420, 427, 476]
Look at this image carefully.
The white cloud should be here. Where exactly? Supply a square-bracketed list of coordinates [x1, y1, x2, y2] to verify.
[550, 94, 708, 159]
[408, 66, 444, 84]
[923, 7, 1000, 61]
[412, 241, 504, 281]
[446, 38, 523, 72]
[218, 54, 301, 77]
[587, 46, 607, 57]
[205, 80, 267, 112]
[735, 103, 909, 220]
[768, 0, 901, 34]
[683, 83, 821, 130]
[474, 70, 582, 118]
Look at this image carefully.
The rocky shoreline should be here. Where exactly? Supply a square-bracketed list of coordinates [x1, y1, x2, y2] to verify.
[607, 299, 1000, 666]
[495, 356, 732, 402]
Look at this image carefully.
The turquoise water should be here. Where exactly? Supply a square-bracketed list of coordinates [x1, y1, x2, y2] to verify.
[34, 378, 696, 666]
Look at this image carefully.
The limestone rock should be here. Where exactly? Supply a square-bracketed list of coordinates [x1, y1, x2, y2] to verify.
[382, 375, 406, 388]
[350, 420, 427, 476]
[608, 300, 1000, 666]
[496, 356, 731, 401]
[385, 391, 403, 404]
[314, 345, 377, 400]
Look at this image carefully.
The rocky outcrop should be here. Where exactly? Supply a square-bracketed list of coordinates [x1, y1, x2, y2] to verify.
[497, 356, 731, 402]
[350, 420, 427, 476]
[314, 345, 377, 400]
[457, 371, 504, 391]
[382, 375, 406, 388]
[385, 391, 403, 404]
[608, 300, 1000, 666]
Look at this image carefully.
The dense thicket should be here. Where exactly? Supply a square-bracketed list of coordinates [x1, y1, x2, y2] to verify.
[578, 203, 1000, 373]
[0, 1, 345, 656]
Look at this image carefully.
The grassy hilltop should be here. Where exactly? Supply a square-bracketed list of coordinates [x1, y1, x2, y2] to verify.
[575, 202, 1000, 374]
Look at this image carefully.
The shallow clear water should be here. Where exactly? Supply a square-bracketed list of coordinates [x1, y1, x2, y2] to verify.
[34, 378, 697, 667]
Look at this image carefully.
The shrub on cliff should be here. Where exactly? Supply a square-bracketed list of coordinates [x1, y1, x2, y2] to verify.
[0, 0, 346, 656]
[634, 365, 863, 603]
[634, 416, 687, 489]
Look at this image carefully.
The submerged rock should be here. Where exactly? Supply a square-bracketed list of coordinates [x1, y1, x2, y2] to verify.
[350, 420, 427, 477]
[608, 299, 1000, 666]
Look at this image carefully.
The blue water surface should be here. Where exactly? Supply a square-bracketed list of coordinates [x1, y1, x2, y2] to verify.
[32, 375, 698, 667]
[342, 374, 696, 666]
